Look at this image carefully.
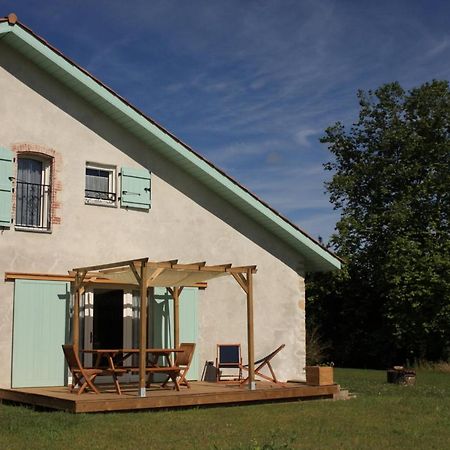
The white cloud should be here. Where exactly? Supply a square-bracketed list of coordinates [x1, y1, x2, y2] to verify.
[232, 163, 332, 212]
[294, 128, 321, 148]
[294, 210, 341, 242]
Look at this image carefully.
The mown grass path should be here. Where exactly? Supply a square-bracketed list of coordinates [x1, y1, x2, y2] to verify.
[0, 368, 449, 449]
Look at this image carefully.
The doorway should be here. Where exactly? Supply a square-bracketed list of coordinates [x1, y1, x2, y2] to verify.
[93, 289, 123, 350]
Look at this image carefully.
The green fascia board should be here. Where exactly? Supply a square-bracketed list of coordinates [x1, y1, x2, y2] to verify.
[0, 22, 10, 35]
[0, 22, 341, 272]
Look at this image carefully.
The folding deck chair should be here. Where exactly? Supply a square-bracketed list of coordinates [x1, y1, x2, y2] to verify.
[216, 344, 244, 382]
[62, 345, 125, 395]
[241, 344, 286, 385]
[162, 342, 196, 388]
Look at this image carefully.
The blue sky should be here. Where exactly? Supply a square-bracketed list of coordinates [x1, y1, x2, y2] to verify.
[5, 1, 450, 241]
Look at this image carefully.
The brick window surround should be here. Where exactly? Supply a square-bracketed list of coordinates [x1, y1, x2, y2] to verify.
[12, 143, 62, 227]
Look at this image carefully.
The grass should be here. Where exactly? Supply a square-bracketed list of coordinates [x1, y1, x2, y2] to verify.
[415, 360, 450, 373]
[0, 368, 449, 449]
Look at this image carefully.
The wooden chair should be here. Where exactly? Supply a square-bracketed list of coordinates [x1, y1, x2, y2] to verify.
[216, 344, 243, 382]
[62, 345, 125, 395]
[241, 344, 286, 385]
[162, 343, 196, 388]
[129, 366, 182, 391]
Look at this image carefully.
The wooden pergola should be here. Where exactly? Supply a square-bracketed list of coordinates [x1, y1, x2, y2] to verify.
[71, 258, 257, 397]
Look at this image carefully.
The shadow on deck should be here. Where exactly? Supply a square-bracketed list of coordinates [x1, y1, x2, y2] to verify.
[0, 381, 341, 413]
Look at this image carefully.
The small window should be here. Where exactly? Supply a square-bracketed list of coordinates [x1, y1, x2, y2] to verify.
[85, 163, 116, 206]
[15, 156, 52, 230]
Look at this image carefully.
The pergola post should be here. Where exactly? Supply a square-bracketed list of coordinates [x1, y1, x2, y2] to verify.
[246, 268, 256, 390]
[171, 287, 183, 349]
[72, 270, 86, 354]
[73, 286, 80, 352]
[139, 262, 148, 397]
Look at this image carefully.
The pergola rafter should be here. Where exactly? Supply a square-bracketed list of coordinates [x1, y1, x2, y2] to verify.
[70, 258, 258, 397]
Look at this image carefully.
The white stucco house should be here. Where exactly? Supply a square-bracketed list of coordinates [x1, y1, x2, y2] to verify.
[0, 14, 341, 391]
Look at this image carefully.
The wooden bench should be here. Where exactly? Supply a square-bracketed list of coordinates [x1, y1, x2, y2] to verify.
[128, 366, 181, 390]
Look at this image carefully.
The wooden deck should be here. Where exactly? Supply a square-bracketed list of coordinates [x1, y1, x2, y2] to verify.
[0, 381, 341, 413]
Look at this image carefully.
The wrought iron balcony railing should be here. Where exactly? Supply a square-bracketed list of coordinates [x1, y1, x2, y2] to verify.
[85, 189, 116, 202]
[15, 181, 51, 229]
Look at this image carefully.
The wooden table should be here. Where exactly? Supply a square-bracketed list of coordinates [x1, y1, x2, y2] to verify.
[82, 348, 182, 368]
[81, 348, 183, 391]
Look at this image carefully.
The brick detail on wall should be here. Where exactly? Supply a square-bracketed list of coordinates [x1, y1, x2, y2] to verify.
[12, 143, 62, 227]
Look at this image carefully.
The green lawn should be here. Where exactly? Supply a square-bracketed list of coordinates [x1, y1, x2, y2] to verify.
[1, 368, 449, 449]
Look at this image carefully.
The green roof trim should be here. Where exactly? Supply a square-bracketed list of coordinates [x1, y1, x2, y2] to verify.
[0, 19, 342, 272]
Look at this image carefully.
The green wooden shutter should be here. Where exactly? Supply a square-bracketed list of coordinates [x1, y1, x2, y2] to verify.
[0, 147, 13, 228]
[152, 288, 173, 349]
[12, 280, 70, 388]
[179, 288, 199, 380]
[151, 287, 199, 380]
[120, 167, 151, 210]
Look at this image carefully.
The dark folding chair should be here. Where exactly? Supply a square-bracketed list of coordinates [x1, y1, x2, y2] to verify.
[216, 344, 243, 382]
[241, 344, 286, 385]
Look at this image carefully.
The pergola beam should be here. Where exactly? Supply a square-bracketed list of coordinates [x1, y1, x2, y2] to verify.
[71, 260, 256, 279]
[91, 267, 129, 275]
[146, 267, 166, 287]
[200, 263, 232, 272]
[146, 260, 178, 269]
[73, 257, 149, 273]
[74, 270, 87, 290]
[227, 265, 257, 274]
[129, 262, 141, 285]
[172, 262, 206, 270]
[231, 272, 248, 294]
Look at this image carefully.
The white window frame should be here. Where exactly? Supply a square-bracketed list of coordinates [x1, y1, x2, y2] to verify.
[85, 162, 117, 207]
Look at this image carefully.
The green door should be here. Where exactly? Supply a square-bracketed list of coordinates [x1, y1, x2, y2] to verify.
[12, 280, 69, 388]
[151, 287, 199, 380]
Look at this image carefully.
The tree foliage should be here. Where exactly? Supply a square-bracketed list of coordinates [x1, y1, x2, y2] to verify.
[307, 81, 450, 367]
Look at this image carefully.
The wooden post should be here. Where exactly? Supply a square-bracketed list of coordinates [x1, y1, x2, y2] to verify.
[173, 287, 180, 349]
[246, 269, 256, 390]
[72, 270, 86, 354]
[73, 285, 80, 352]
[139, 263, 148, 397]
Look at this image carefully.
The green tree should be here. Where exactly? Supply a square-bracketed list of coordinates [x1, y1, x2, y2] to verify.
[308, 81, 450, 367]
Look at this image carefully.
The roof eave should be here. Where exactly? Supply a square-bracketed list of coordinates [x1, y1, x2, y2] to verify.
[0, 19, 342, 272]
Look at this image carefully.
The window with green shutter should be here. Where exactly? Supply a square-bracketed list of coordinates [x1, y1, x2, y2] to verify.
[85, 163, 117, 206]
[0, 147, 13, 228]
[120, 167, 151, 210]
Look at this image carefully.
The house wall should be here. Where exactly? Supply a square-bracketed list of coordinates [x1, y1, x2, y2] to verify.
[0, 41, 306, 388]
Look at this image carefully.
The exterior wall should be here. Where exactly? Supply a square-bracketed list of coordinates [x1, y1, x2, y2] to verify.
[0, 42, 306, 388]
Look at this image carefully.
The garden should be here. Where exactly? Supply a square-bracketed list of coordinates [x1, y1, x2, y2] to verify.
[0, 367, 449, 449]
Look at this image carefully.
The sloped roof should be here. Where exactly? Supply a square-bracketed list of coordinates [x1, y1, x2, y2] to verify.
[0, 14, 341, 272]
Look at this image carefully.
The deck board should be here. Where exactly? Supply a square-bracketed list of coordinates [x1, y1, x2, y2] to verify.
[0, 381, 340, 413]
